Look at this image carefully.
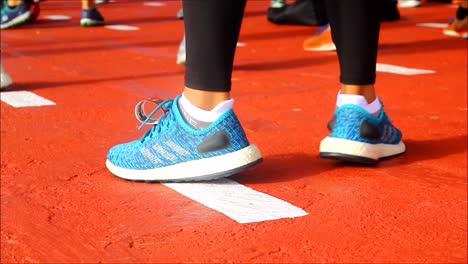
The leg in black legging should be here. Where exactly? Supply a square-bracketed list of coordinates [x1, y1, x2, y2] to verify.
[183, 0, 246, 93]
[320, 0, 405, 164]
[326, 0, 383, 86]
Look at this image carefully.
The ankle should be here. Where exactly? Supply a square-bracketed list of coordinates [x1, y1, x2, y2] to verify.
[183, 87, 230, 111]
[179, 93, 233, 129]
[340, 84, 376, 103]
[7, 0, 21, 7]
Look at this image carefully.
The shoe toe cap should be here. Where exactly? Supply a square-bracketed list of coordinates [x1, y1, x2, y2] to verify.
[107, 141, 142, 168]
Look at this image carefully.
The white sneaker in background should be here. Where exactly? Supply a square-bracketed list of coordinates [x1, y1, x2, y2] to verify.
[176, 34, 186, 65]
[398, 0, 421, 8]
[1, 63, 13, 90]
[270, 0, 286, 8]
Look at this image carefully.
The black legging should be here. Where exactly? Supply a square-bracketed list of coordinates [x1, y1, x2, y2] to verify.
[183, 0, 382, 92]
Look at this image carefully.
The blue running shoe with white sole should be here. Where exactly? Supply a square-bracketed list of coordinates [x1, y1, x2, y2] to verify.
[106, 96, 263, 182]
[1, 0, 32, 29]
[320, 104, 405, 164]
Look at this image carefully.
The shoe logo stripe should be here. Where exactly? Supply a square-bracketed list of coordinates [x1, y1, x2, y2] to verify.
[152, 144, 178, 161]
[140, 147, 163, 164]
[165, 140, 190, 156]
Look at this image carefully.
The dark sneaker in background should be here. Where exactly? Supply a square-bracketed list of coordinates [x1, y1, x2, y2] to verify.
[1, 0, 32, 29]
[80, 7, 105, 27]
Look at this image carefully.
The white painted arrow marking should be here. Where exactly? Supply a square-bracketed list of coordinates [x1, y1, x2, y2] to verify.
[416, 22, 447, 28]
[105, 25, 139, 31]
[143, 1, 166, 7]
[164, 178, 308, 224]
[376, 63, 435, 75]
[44, 15, 71, 21]
[0, 91, 55, 107]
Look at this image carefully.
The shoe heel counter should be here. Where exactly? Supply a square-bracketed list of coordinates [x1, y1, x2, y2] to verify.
[329, 106, 366, 140]
[382, 113, 403, 144]
[221, 111, 251, 149]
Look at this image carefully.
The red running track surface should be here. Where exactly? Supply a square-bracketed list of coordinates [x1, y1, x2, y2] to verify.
[1, 0, 467, 262]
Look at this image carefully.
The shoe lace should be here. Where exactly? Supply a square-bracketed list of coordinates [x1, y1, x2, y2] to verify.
[134, 98, 174, 143]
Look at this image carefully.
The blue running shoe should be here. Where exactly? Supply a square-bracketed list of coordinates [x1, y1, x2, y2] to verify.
[80, 8, 104, 27]
[1, 0, 32, 29]
[320, 104, 405, 164]
[106, 96, 263, 182]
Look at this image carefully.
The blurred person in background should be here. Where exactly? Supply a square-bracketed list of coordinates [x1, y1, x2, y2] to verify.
[444, 0, 468, 38]
[1, 0, 105, 29]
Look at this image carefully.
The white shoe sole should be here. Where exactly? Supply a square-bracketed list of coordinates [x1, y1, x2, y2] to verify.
[106, 144, 262, 182]
[320, 137, 406, 163]
[443, 30, 468, 39]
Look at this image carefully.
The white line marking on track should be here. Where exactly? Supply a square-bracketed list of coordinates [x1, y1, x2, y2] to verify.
[164, 178, 308, 224]
[43, 15, 71, 20]
[143, 1, 166, 6]
[416, 22, 447, 28]
[0, 91, 55, 107]
[236, 42, 247, 47]
[105, 25, 140, 31]
[376, 63, 435, 75]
